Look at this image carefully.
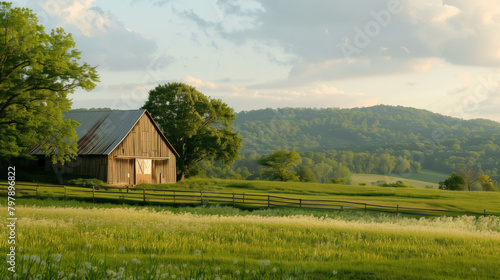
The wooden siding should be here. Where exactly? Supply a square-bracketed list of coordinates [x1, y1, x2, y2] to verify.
[46, 156, 108, 182]
[108, 114, 176, 185]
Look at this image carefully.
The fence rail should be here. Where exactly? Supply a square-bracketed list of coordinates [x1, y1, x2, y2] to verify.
[0, 183, 496, 217]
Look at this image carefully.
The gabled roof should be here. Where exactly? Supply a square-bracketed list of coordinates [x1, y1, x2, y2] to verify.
[31, 109, 179, 157]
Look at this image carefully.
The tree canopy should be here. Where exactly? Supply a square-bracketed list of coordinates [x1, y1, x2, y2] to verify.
[0, 2, 99, 164]
[141, 82, 241, 181]
[439, 173, 465, 191]
[258, 150, 301, 181]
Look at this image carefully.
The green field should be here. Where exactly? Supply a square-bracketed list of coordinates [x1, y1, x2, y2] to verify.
[1, 198, 499, 280]
[350, 169, 449, 189]
[4, 177, 500, 216]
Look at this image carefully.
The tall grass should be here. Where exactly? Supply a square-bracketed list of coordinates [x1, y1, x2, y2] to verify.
[1, 201, 499, 279]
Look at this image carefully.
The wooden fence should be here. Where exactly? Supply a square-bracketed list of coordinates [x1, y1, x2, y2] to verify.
[0, 183, 495, 217]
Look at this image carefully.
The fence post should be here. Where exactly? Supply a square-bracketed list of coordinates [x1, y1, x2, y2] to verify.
[340, 205, 343, 211]
[92, 185, 95, 203]
[233, 193, 235, 207]
[300, 199, 302, 208]
[64, 186, 66, 200]
[396, 204, 399, 215]
[268, 195, 270, 208]
[484, 209, 486, 217]
[126, 185, 129, 193]
[143, 189, 146, 203]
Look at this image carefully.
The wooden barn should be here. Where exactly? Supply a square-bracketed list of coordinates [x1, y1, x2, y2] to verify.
[31, 109, 179, 185]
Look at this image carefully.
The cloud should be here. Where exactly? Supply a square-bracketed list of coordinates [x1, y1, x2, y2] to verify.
[181, 75, 246, 92]
[176, 0, 500, 86]
[21, 0, 160, 71]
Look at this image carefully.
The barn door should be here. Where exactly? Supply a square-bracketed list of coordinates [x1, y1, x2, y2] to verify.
[135, 159, 152, 184]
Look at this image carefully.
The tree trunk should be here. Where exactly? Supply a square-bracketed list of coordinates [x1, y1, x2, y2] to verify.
[177, 172, 185, 182]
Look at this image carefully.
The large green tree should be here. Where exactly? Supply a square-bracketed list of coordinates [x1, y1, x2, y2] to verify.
[0, 2, 99, 164]
[438, 172, 465, 191]
[259, 150, 301, 181]
[142, 82, 242, 181]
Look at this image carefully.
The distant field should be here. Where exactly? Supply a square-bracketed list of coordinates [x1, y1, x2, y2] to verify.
[1, 200, 499, 280]
[4, 177, 500, 215]
[350, 169, 448, 189]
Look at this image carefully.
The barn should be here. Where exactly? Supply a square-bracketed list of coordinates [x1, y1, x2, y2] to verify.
[31, 109, 179, 185]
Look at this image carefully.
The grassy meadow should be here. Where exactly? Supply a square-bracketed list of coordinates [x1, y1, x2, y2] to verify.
[1, 198, 499, 279]
[350, 169, 449, 189]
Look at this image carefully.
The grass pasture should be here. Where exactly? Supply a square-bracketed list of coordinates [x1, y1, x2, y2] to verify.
[1, 199, 499, 279]
[350, 169, 449, 189]
[3, 178, 500, 216]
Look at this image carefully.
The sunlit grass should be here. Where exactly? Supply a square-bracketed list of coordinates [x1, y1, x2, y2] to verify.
[1, 200, 499, 279]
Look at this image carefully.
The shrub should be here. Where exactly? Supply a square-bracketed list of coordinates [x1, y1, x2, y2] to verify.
[66, 178, 108, 189]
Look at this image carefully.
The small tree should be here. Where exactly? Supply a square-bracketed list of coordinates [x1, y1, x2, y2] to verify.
[439, 172, 465, 191]
[460, 168, 480, 191]
[297, 165, 317, 182]
[477, 175, 497, 191]
[259, 150, 301, 181]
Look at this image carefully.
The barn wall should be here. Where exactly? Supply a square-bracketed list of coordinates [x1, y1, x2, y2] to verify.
[108, 114, 176, 185]
[46, 156, 108, 182]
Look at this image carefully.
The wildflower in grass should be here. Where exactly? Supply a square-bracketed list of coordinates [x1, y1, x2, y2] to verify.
[161, 273, 168, 278]
[265, 260, 270, 266]
[235, 270, 240, 275]
[259, 260, 264, 266]
[168, 264, 172, 268]
[252, 270, 256, 274]
[40, 260, 46, 266]
[98, 259, 104, 264]
[151, 254, 155, 259]
[22, 255, 29, 261]
[119, 267, 125, 272]
[160, 264, 165, 268]
[82, 262, 91, 270]
[215, 267, 220, 272]
[272, 267, 277, 273]
[245, 270, 249, 274]
[85, 243, 90, 248]
[132, 258, 140, 265]
[333, 270, 338, 275]
[107, 270, 117, 277]
[119, 246, 125, 252]
[53, 254, 62, 262]
[58, 271, 64, 278]
[194, 250, 201, 255]
[472, 268, 476, 271]
[183, 264, 187, 267]
[234, 259, 238, 264]
[68, 273, 76, 279]
[123, 260, 128, 265]
[171, 275, 176, 279]
[19, 247, 23, 252]
[23, 269, 27, 274]
[215, 277, 221, 280]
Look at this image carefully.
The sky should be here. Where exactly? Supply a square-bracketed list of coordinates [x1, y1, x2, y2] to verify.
[11, 0, 500, 122]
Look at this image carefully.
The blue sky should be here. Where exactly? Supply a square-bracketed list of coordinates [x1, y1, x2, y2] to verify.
[12, 0, 500, 122]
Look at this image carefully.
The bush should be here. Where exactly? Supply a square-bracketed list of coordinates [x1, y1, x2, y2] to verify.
[381, 181, 414, 188]
[359, 183, 367, 186]
[66, 178, 108, 189]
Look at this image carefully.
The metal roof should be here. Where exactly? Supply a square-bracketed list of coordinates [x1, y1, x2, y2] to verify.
[31, 109, 179, 156]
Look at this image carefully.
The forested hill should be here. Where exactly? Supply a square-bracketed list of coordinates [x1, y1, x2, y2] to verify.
[231, 105, 500, 177]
